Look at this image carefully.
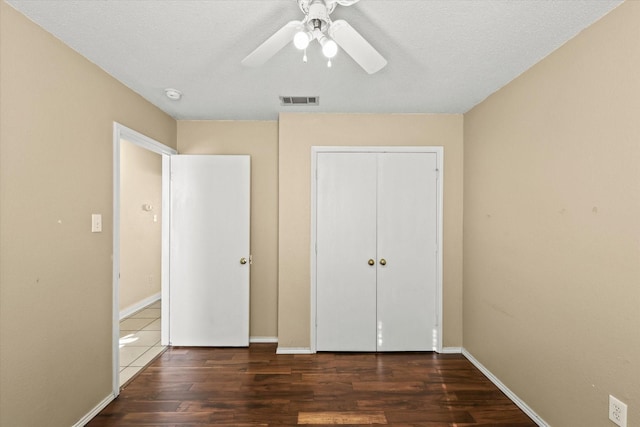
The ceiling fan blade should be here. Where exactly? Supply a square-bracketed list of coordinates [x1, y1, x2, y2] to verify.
[329, 19, 387, 74]
[242, 21, 303, 67]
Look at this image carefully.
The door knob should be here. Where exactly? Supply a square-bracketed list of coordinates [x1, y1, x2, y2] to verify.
[368, 259, 375, 266]
[379, 258, 387, 266]
[240, 257, 247, 265]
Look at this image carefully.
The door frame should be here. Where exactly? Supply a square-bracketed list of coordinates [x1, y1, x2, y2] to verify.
[310, 146, 444, 353]
[112, 123, 176, 397]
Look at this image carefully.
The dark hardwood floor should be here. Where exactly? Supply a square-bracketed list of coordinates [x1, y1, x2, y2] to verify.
[88, 344, 536, 426]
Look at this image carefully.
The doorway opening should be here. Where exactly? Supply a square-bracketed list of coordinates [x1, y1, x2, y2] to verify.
[112, 123, 176, 397]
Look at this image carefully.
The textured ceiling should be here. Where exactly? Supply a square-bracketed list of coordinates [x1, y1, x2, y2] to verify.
[6, 0, 623, 120]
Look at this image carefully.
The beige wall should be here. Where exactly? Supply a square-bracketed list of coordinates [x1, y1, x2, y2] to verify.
[278, 113, 464, 349]
[119, 139, 162, 312]
[463, 2, 639, 426]
[177, 121, 279, 338]
[0, 2, 177, 426]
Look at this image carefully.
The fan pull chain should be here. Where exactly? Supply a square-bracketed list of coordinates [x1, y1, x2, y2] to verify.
[303, 49, 308, 63]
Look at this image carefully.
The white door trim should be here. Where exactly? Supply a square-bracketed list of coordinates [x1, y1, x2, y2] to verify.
[310, 146, 444, 353]
[112, 123, 176, 398]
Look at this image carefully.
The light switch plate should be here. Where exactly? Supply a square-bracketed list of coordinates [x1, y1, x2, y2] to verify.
[91, 214, 102, 233]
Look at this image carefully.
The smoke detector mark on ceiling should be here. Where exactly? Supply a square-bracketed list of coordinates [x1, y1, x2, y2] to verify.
[165, 88, 182, 101]
[280, 96, 319, 106]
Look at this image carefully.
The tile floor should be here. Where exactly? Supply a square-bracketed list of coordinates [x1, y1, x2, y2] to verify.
[119, 300, 166, 386]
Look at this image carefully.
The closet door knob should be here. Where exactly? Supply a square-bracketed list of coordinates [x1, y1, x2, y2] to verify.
[240, 257, 247, 265]
[379, 258, 387, 266]
[368, 259, 375, 266]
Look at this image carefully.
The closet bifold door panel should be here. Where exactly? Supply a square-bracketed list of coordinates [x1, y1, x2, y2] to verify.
[315, 151, 438, 352]
[376, 153, 438, 351]
[316, 153, 378, 351]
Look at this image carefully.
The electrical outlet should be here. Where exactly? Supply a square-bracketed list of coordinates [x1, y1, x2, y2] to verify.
[609, 395, 627, 427]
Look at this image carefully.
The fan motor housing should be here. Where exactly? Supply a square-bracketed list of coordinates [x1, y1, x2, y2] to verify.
[299, 0, 336, 18]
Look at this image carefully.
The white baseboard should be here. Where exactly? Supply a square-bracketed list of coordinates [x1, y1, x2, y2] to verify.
[250, 336, 278, 343]
[462, 348, 549, 427]
[438, 346, 462, 354]
[72, 393, 114, 427]
[119, 292, 161, 320]
[276, 347, 313, 354]
[276, 346, 461, 355]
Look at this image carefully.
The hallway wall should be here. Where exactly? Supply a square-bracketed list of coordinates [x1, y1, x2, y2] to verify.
[119, 139, 162, 312]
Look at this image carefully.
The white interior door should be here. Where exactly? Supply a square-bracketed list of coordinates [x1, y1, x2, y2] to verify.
[316, 153, 377, 351]
[169, 155, 250, 346]
[376, 153, 438, 351]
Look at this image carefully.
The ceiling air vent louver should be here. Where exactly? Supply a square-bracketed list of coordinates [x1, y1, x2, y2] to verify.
[280, 96, 319, 106]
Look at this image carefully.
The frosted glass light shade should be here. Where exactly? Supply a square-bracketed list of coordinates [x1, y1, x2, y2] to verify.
[294, 31, 311, 50]
[321, 38, 338, 58]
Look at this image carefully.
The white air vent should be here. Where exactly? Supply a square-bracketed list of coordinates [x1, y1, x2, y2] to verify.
[280, 96, 319, 106]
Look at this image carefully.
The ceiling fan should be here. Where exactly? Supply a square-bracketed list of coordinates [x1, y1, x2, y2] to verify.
[241, 0, 387, 74]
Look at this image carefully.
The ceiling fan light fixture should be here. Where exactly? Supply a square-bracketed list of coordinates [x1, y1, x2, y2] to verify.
[242, 0, 386, 74]
[293, 31, 312, 50]
[319, 35, 338, 58]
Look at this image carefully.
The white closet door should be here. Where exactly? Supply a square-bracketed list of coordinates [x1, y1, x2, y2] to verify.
[376, 153, 438, 351]
[316, 153, 378, 351]
[169, 155, 250, 347]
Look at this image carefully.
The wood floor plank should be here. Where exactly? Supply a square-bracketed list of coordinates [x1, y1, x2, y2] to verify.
[352, 381, 425, 392]
[298, 411, 387, 424]
[87, 344, 537, 427]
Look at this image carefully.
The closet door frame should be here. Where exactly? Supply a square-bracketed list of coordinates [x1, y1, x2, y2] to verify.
[310, 146, 444, 353]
